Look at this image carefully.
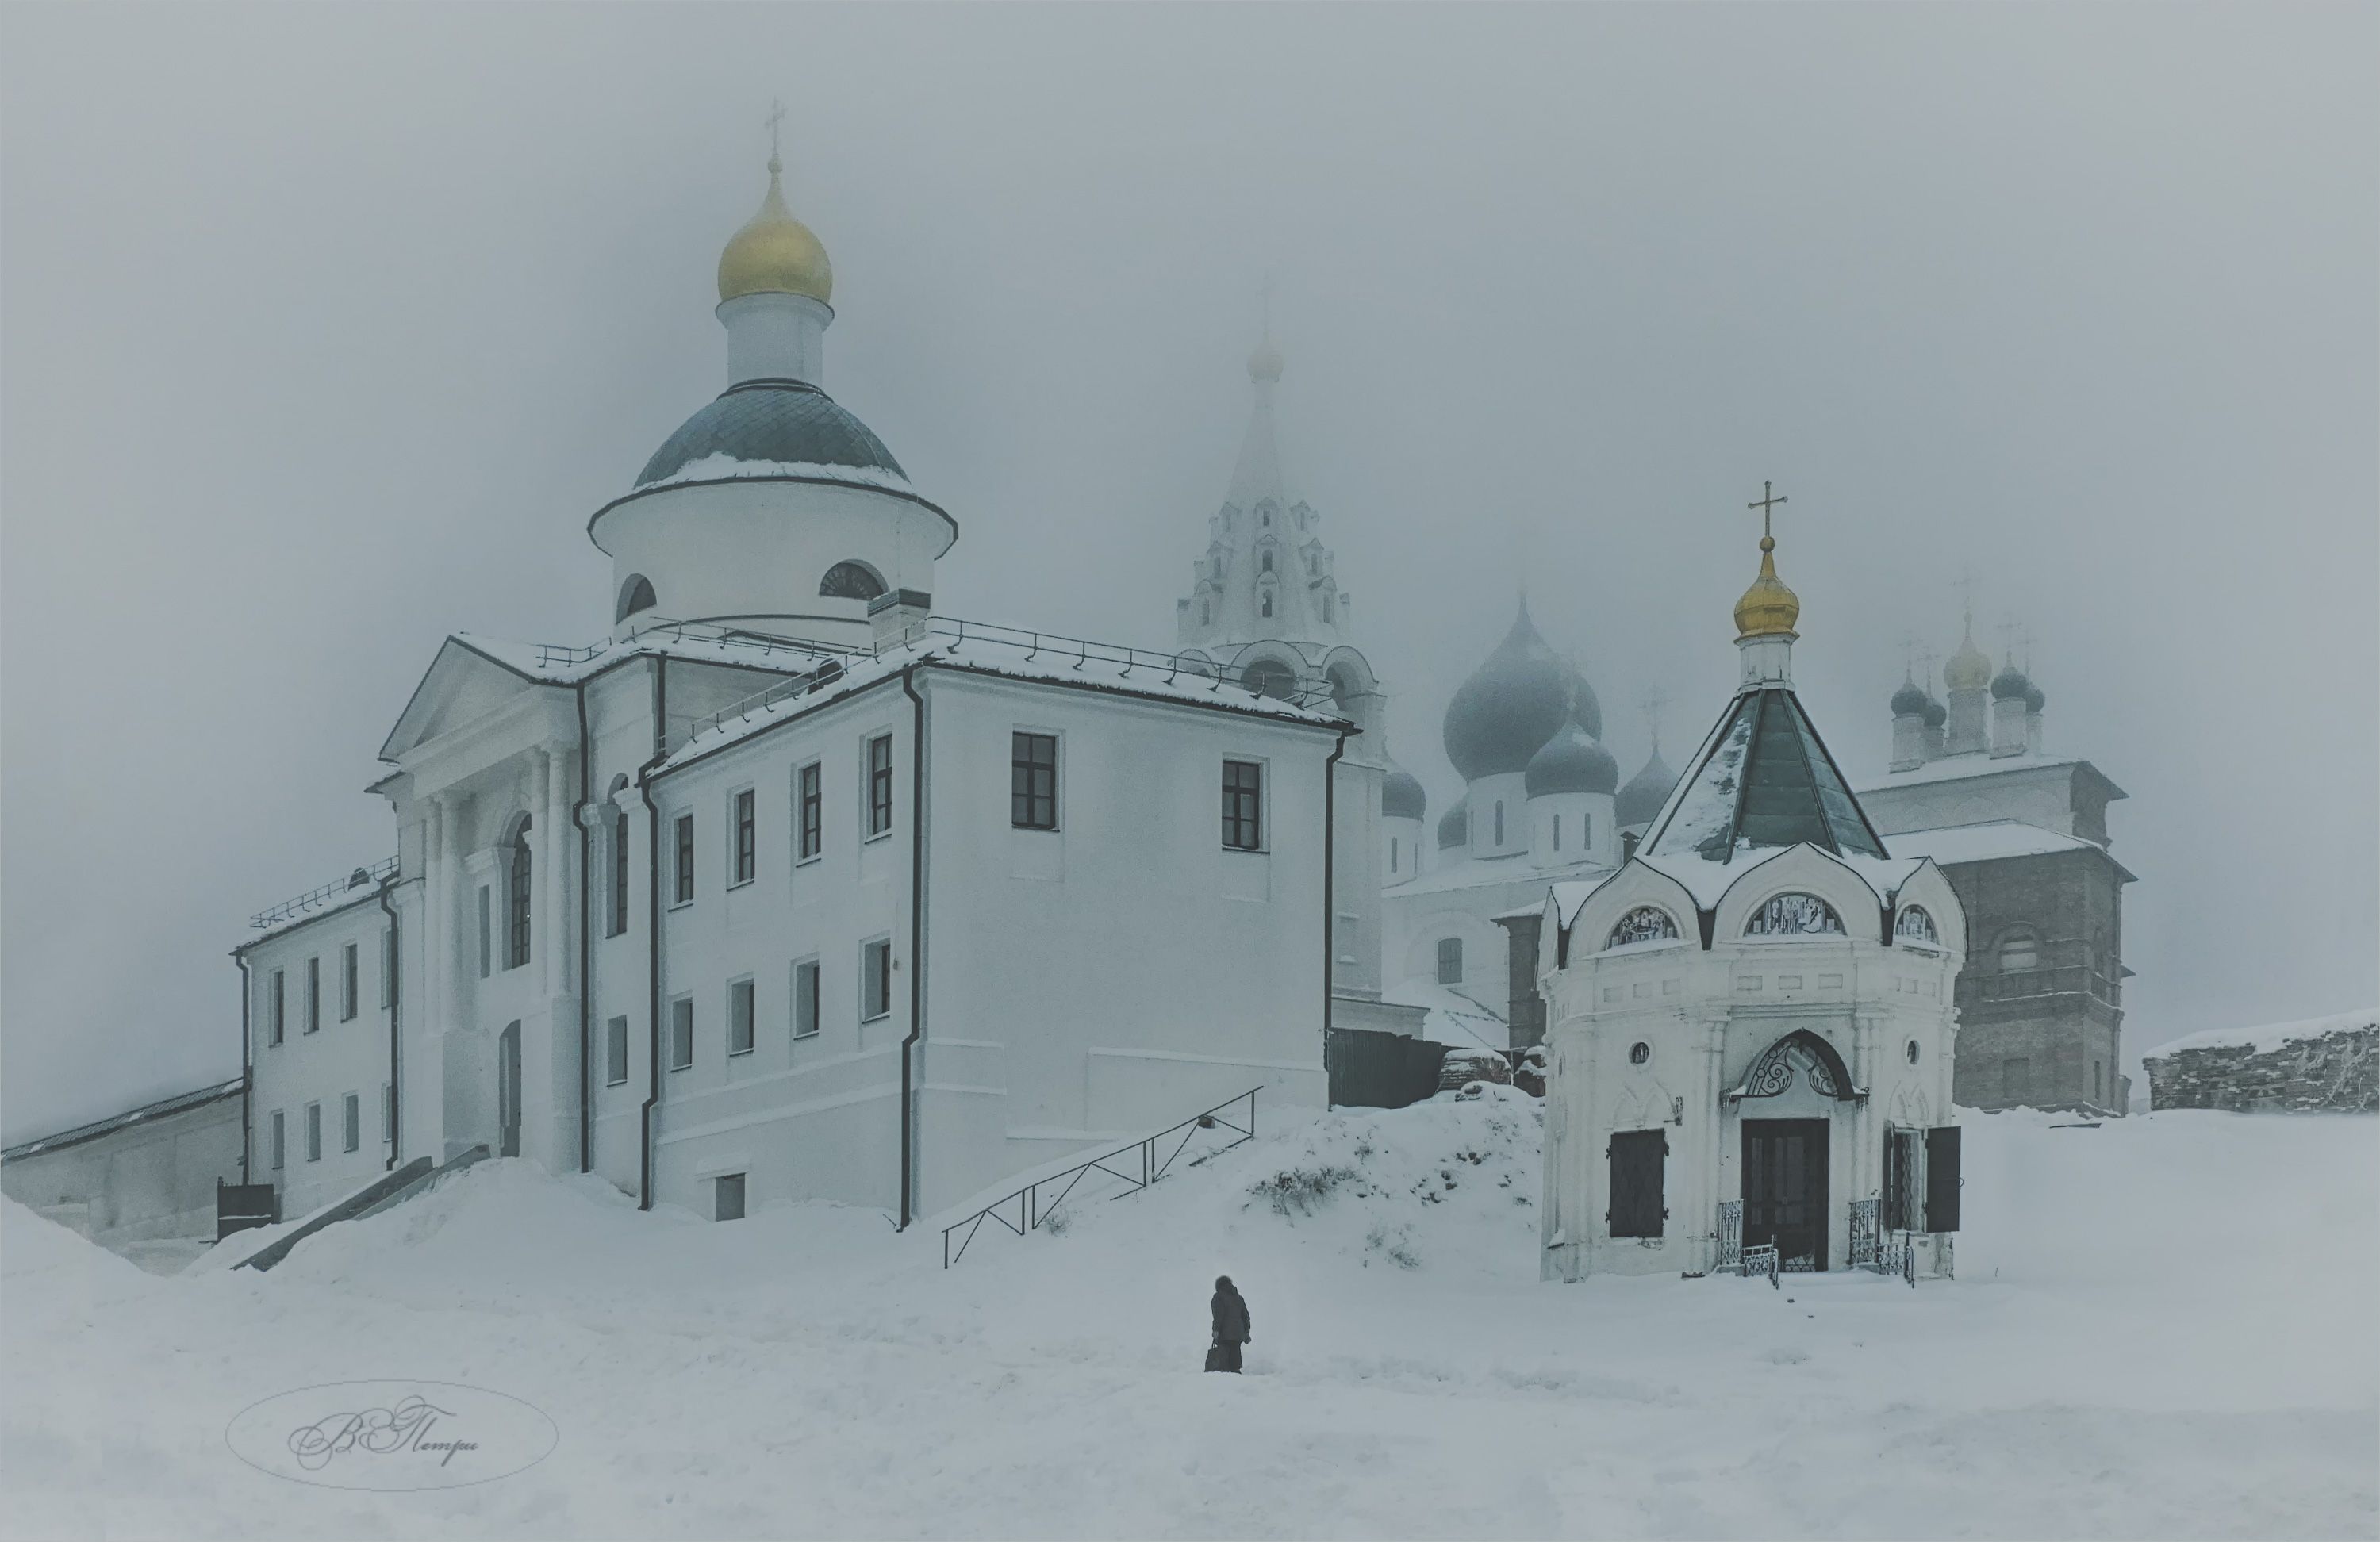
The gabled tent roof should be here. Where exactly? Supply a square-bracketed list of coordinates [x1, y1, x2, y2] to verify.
[1641, 686, 1887, 864]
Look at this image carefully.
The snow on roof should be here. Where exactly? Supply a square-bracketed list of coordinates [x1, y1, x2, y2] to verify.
[1392, 850, 1613, 902]
[1547, 845, 1933, 930]
[1856, 753, 2085, 792]
[1887, 820, 2099, 865]
[658, 624, 1343, 774]
[2, 1077, 245, 1163]
[1381, 979, 1508, 1052]
[633, 451, 916, 497]
[2144, 1008, 2377, 1061]
[240, 857, 397, 948]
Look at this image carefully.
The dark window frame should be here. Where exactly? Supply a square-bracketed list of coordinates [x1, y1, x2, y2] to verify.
[343, 1091, 360, 1153]
[340, 942, 359, 1022]
[728, 976, 756, 1056]
[269, 970, 286, 1046]
[793, 957, 821, 1039]
[673, 814, 696, 907]
[608, 805, 631, 938]
[1011, 731, 1059, 830]
[731, 788, 758, 887]
[1221, 759, 1264, 851]
[669, 995, 694, 1072]
[1607, 1129, 1668, 1238]
[304, 1102, 322, 1164]
[1436, 937, 1463, 985]
[866, 735, 895, 838]
[797, 761, 823, 862]
[506, 822, 532, 969]
[861, 938, 892, 1022]
[605, 1015, 630, 1086]
[270, 1110, 285, 1170]
[305, 956, 321, 1034]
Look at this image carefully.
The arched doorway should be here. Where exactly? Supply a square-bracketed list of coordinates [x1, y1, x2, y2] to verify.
[1727, 1030, 1860, 1271]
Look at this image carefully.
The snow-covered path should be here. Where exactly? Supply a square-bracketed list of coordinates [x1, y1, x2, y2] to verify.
[4, 1098, 2373, 1539]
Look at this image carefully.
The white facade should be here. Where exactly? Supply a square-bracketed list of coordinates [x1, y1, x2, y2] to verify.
[0, 1081, 244, 1250]
[1537, 846, 1964, 1279]
[228, 159, 1341, 1229]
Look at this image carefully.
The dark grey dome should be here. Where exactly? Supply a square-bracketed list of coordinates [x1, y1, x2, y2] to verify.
[1441, 601, 1600, 782]
[1922, 697, 1948, 729]
[1614, 745, 1678, 829]
[637, 380, 905, 489]
[1525, 720, 1619, 797]
[1437, 794, 1469, 850]
[1891, 678, 1930, 717]
[1383, 762, 1427, 821]
[1990, 665, 2033, 702]
[2025, 683, 2045, 713]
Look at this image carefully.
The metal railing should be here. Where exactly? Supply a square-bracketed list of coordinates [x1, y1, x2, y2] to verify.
[250, 857, 397, 930]
[942, 1088, 1261, 1268]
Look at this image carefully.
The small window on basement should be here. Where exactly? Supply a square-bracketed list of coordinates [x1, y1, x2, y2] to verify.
[715, 1173, 746, 1222]
[820, 561, 887, 600]
[1436, 937, 1463, 984]
[616, 574, 658, 622]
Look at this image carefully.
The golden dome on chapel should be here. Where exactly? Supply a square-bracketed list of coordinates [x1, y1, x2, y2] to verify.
[717, 155, 833, 305]
[1944, 621, 1994, 693]
[1733, 536, 1802, 640]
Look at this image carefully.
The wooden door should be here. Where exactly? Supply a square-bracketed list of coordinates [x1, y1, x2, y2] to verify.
[1742, 1118, 1829, 1270]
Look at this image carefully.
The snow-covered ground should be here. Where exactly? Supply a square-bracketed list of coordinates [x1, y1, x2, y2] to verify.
[3, 1095, 2373, 1539]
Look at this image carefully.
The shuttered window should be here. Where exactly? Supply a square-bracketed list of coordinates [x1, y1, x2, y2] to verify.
[1925, 1126, 1962, 1233]
[1883, 1128, 1921, 1232]
[1607, 1129, 1667, 1237]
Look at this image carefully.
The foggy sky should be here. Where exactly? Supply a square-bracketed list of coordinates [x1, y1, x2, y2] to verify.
[4, 3, 2373, 1141]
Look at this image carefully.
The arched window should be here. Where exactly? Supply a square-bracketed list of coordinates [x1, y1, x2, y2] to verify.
[1261, 550, 1274, 574]
[1745, 892, 1844, 938]
[1260, 591, 1274, 619]
[1241, 659, 1296, 700]
[1896, 905, 1940, 946]
[819, 561, 887, 600]
[1607, 907, 1680, 949]
[1436, 937, 1463, 984]
[505, 817, 533, 969]
[1320, 594, 1333, 623]
[1200, 600, 1211, 626]
[1997, 928, 2040, 972]
[616, 574, 657, 622]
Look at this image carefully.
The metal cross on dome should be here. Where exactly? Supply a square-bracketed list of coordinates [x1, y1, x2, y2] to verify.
[1747, 481, 1788, 541]
[766, 101, 786, 168]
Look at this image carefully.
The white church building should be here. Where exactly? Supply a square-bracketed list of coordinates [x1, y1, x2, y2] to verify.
[1534, 518, 1967, 1279]
[233, 150, 1351, 1227]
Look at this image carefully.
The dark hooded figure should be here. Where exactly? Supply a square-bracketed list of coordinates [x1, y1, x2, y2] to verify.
[1207, 1275, 1251, 1373]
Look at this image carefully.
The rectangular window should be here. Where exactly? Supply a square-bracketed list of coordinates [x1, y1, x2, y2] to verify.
[1011, 732, 1058, 830]
[674, 814, 695, 905]
[608, 807, 630, 938]
[269, 970, 286, 1046]
[1222, 760, 1263, 850]
[2093, 1061, 2102, 1103]
[1389, 836, 1399, 875]
[731, 788, 757, 885]
[1436, 937, 1463, 985]
[793, 959, 820, 1039]
[715, 1172, 747, 1222]
[1493, 801, 1504, 846]
[478, 886, 492, 977]
[1607, 1129, 1667, 1238]
[861, 938, 892, 1022]
[728, 977, 755, 1055]
[380, 928, 395, 1009]
[381, 1082, 393, 1143]
[605, 1015, 630, 1085]
[340, 942, 359, 1021]
[343, 1092, 360, 1153]
[1553, 815, 1561, 852]
[305, 1103, 322, 1164]
[797, 762, 823, 861]
[270, 1110, 285, 1170]
[670, 995, 693, 1071]
[866, 735, 895, 838]
[305, 957, 321, 1034]
[1581, 814, 1591, 850]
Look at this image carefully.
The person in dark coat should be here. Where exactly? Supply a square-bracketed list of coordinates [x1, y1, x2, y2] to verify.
[1207, 1275, 1250, 1372]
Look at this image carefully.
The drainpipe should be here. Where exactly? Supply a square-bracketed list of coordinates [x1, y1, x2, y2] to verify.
[896, 664, 928, 1229]
[1322, 725, 1349, 1040]
[574, 680, 593, 1173]
[375, 879, 401, 1170]
[635, 656, 668, 1210]
[234, 954, 253, 1181]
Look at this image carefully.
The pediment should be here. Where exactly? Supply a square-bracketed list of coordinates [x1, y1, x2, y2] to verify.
[378, 638, 543, 762]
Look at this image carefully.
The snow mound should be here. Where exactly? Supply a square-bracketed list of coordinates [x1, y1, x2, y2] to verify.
[1, 1197, 152, 1289]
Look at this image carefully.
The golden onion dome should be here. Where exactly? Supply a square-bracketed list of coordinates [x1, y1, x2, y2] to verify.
[1733, 535, 1801, 639]
[1944, 622, 1994, 693]
[717, 155, 833, 305]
